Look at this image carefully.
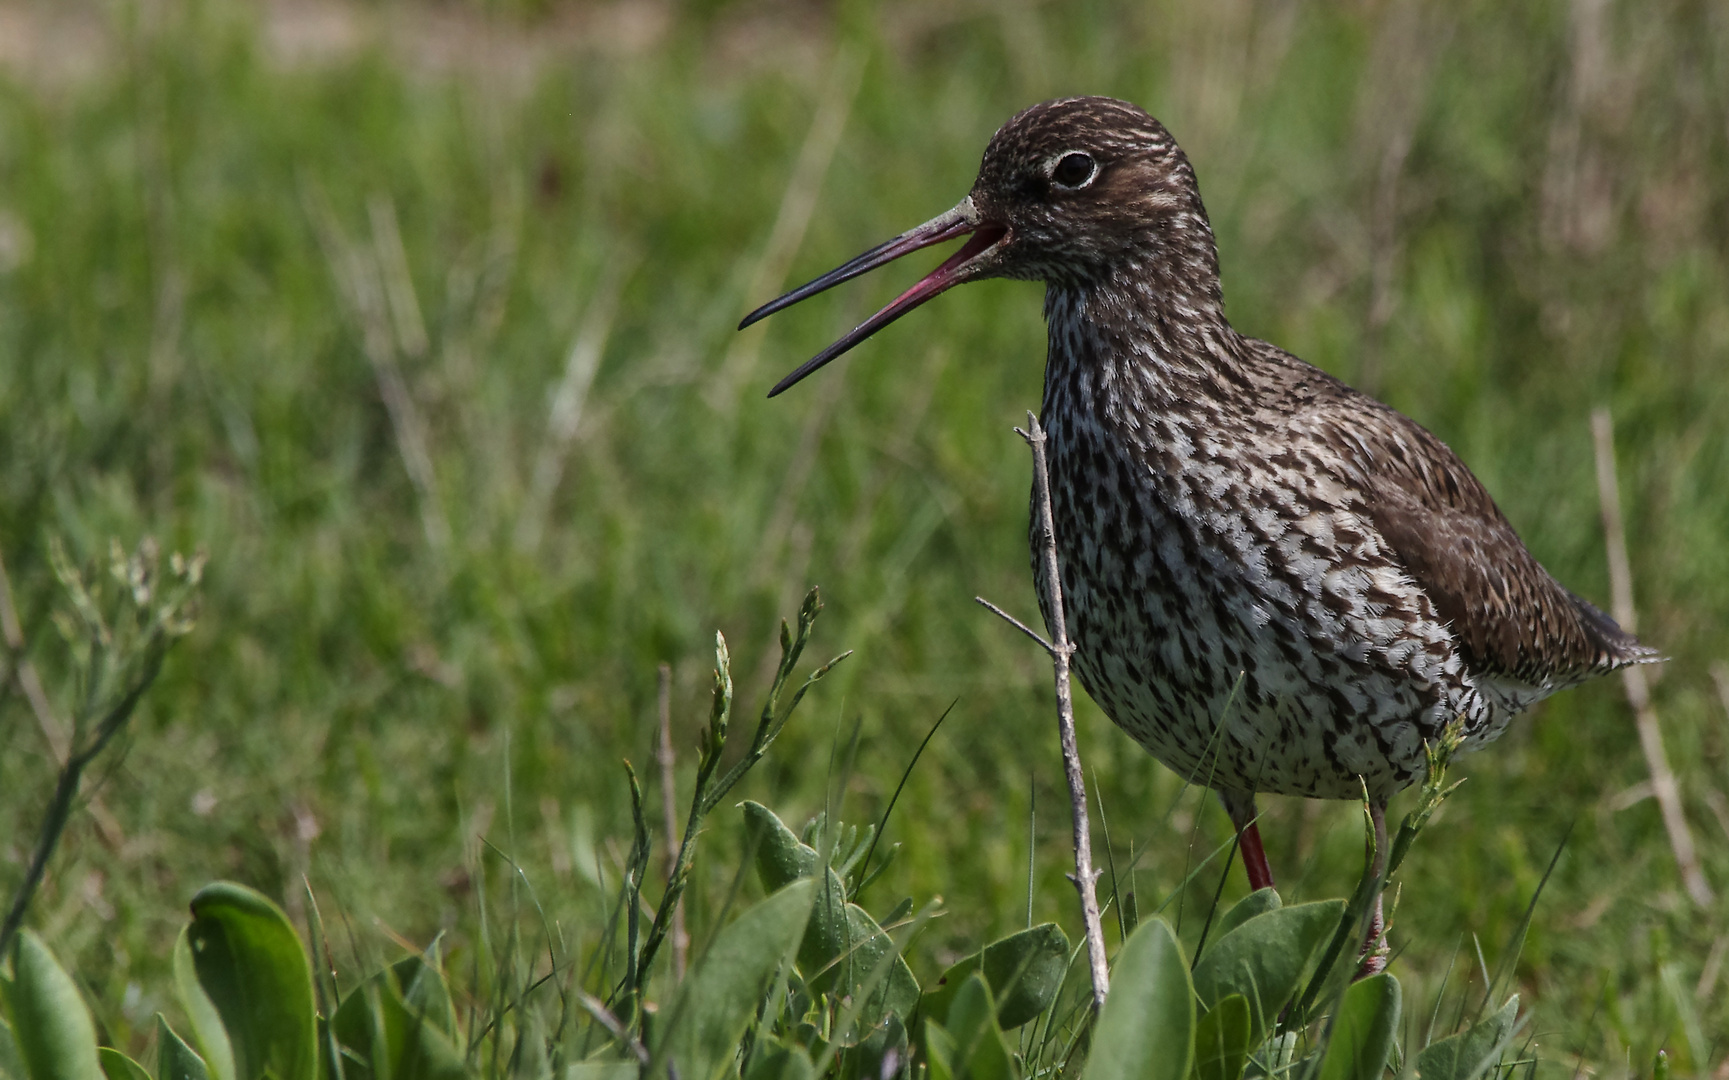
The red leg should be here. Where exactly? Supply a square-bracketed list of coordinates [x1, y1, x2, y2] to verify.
[1356, 798, 1390, 978]
[1219, 790, 1276, 892]
[1237, 819, 1276, 893]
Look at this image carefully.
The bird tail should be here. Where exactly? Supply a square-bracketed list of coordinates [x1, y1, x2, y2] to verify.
[1565, 589, 1664, 670]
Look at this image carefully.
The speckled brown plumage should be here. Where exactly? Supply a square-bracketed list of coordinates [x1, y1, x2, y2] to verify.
[741, 96, 1657, 875]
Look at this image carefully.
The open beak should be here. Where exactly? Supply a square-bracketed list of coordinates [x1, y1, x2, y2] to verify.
[738, 197, 1009, 397]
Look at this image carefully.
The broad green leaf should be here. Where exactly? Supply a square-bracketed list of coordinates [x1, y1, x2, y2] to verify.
[743, 803, 920, 1024]
[390, 951, 460, 1041]
[743, 1040, 814, 1080]
[849, 1013, 908, 1080]
[382, 983, 465, 1077]
[173, 930, 234, 1080]
[1213, 890, 1280, 943]
[1317, 974, 1400, 1080]
[1082, 919, 1193, 1080]
[1, 1014, 28, 1080]
[2, 929, 103, 1080]
[96, 1050, 150, 1080]
[654, 878, 815, 1080]
[1414, 995, 1520, 1080]
[329, 971, 468, 1080]
[185, 882, 317, 1080]
[924, 1022, 957, 1080]
[746, 801, 820, 890]
[805, 896, 922, 1029]
[922, 923, 1070, 1030]
[1192, 995, 1250, 1080]
[1191, 900, 1342, 1047]
[969, 923, 1069, 1027]
[330, 987, 387, 1080]
[743, 1039, 813, 1080]
[939, 976, 1016, 1080]
[155, 1016, 210, 1080]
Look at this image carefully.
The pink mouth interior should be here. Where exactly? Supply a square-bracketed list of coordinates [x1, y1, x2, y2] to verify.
[764, 221, 1010, 396]
[935, 224, 1008, 282]
[881, 223, 1008, 312]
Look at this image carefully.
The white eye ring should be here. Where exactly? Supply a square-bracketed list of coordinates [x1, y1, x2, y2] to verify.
[1050, 151, 1098, 189]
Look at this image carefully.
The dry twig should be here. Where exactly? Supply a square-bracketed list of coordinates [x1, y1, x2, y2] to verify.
[976, 412, 1109, 1010]
[0, 550, 67, 762]
[517, 266, 629, 552]
[305, 184, 451, 558]
[1590, 407, 1711, 906]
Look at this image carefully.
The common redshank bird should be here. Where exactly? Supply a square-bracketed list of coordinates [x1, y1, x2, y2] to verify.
[738, 97, 1655, 952]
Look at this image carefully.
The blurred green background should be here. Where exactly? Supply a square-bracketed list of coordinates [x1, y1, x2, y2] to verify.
[1, 0, 1726, 1069]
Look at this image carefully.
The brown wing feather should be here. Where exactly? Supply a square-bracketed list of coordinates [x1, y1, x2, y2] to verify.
[1346, 402, 1649, 685]
[1247, 337, 1652, 686]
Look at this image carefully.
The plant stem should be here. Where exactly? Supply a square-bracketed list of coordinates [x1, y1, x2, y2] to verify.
[629, 594, 846, 1010]
[0, 647, 164, 957]
[656, 662, 688, 983]
[633, 637, 729, 999]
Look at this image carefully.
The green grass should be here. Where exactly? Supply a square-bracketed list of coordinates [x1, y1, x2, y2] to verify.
[0, 0, 1726, 1071]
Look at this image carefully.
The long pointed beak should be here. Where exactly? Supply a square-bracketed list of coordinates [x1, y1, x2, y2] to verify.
[738, 198, 1008, 397]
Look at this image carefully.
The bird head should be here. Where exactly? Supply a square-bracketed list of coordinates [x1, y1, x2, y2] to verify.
[739, 96, 1216, 397]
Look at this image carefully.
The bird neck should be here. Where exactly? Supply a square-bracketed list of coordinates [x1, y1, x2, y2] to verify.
[1041, 267, 1249, 425]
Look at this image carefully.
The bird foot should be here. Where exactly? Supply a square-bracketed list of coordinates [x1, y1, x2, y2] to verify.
[1355, 941, 1390, 979]
[1354, 894, 1389, 980]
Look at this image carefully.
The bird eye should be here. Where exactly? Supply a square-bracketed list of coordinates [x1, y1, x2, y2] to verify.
[1051, 152, 1097, 188]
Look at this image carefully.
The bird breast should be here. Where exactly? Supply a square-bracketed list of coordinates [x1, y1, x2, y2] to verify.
[1032, 295, 1495, 800]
